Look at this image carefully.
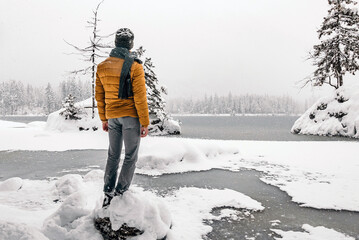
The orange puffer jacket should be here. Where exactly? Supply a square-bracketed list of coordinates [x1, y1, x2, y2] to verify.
[95, 56, 150, 127]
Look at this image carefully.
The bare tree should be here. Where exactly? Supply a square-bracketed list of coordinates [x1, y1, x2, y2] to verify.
[65, 0, 113, 118]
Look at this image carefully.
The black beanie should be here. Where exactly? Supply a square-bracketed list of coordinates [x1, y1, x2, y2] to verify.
[115, 28, 134, 50]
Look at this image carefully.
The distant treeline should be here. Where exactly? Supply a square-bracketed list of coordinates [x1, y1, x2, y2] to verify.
[166, 93, 302, 115]
[0, 79, 91, 115]
[1, 79, 301, 116]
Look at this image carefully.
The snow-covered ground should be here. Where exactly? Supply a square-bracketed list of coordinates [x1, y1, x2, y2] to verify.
[0, 171, 264, 240]
[292, 85, 359, 138]
[0, 119, 358, 239]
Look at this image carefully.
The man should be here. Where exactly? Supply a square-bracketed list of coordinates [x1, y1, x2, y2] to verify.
[95, 28, 149, 208]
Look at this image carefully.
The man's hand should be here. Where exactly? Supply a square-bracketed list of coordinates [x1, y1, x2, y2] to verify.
[141, 126, 148, 137]
[102, 121, 108, 132]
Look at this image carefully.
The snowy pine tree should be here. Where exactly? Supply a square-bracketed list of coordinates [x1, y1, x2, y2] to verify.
[0, 80, 25, 115]
[44, 83, 57, 114]
[135, 47, 180, 135]
[59, 94, 82, 120]
[306, 0, 359, 89]
[135, 47, 167, 119]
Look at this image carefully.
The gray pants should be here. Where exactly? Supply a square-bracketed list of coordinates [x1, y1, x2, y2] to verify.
[103, 116, 141, 194]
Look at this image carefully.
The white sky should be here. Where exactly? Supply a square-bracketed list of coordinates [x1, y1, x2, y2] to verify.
[1, 0, 355, 101]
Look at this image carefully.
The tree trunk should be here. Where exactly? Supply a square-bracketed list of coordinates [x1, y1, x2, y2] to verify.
[338, 74, 343, 88]
[92, 64, 95, 119]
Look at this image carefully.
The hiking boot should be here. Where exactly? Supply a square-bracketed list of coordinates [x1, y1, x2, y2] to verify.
[115, 189, 125, 197]
[102, 192, 113, 208]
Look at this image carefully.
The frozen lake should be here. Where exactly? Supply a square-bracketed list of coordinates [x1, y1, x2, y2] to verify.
[1, 115, 357, 141]
[1, 150, 359, 239]
[0, 115, 358, 239]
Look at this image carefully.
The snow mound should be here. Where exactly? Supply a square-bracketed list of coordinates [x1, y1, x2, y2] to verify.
[272, 224, 355, 240]
[162, 118, 181, 135]
[96, 189, 172, 240]
[54, 174, 85, 198]
[42, 191, 97, 240]
[42, 171, 104, 240]
[0, 221, 49, 240]
[83, 169, 104, 182]
[46, 98, 101, 132]
[0, 177, 23, 191]
[43, 171, 172, 240]
[137, 137, 241, 175]
[149, 117, 181, 136]
[292, 86, 359, 138]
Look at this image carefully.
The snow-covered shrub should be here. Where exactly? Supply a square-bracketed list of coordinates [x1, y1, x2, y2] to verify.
[149, 115, 181, 136]
[46, 98, 101, 132]
[59, 94, 82, 120]
[292, 85, 359, 138]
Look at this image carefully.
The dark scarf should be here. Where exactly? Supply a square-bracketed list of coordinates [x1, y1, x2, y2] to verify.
[109, 47, 135, 99]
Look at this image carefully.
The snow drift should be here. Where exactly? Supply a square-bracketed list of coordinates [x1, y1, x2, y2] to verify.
[292, 85, 359, 138]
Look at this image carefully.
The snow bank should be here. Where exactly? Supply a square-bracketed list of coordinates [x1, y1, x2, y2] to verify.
[0, 221, 49, 240]
[0, 177, 23, 191]
[137, 137, 240, 175]
[292, 85, 359, 138]
[0, 120, 27, 128]
[273, 224, 355, 240]
[237, 140, 359, 211]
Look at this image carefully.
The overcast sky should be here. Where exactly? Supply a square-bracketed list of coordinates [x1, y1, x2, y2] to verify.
[1, 0, 353, 101]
